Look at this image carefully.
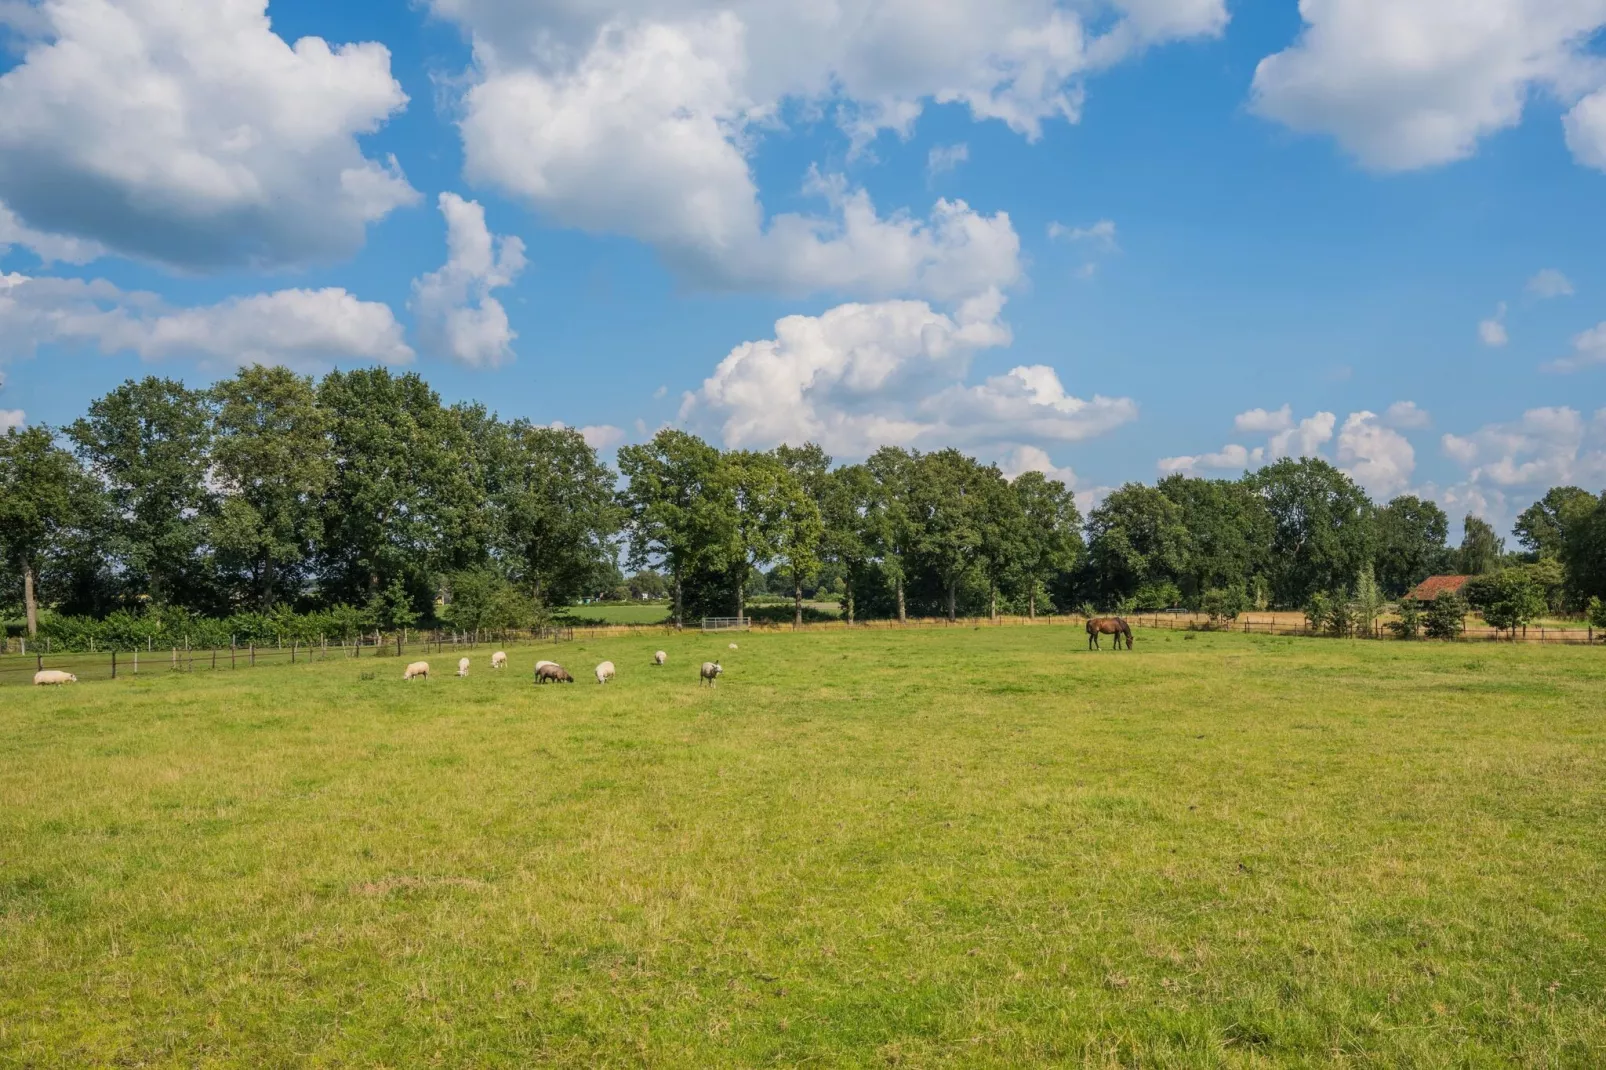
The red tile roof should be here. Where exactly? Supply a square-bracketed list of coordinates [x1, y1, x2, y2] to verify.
[1406, 575, 1471, 601]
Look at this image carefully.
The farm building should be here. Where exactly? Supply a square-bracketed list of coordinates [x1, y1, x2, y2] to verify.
[1404, 575, 1472, 604]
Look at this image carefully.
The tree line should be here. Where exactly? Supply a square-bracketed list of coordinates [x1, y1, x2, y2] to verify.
[4, 366, 1606, 641]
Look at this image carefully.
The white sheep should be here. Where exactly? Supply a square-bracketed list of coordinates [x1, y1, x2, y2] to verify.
[491, 651, 508, 670]
[728, 642, 739, 650]
[33, 670, 77, 686]
[457, 657, 470, 677]
[654, 650, 666, 666]
[595, 660, 615, 684]
[403, 661, 430, 680]
[535, 659, 557, 672]
[700, 660, 722, 687]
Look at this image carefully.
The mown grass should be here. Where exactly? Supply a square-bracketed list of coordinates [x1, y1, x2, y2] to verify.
[2, 627, 1604, 1066]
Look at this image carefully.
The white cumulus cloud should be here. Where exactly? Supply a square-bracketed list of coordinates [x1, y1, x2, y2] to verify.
[1479, 302, 1509, 347]
[441, 0, 1221, 297]
[1526, 268, 1575, 298]
[998, 444, 1079, 487]
[0, 0, 415, 270]
[1440, 405, 1606, 488]
[0, 272, 412, 370]
[1251, 0, 1606, 172]
[1234, 404, 1294, 433]
[1384, 400, 1432, 429]
[411, 194, 527, 368]
[681, 288, 1135, 457]
[1545, 321, 1606, 371]
[927, 143, 970, 178]
[1335, 410, 1415, 498]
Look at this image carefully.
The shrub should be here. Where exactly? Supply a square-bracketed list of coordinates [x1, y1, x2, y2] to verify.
[1325, 598, 1355, 638]
[1388, 599, 1422, 640]
[1590, 596, 1606, 634]
[1200, 587, 1247, 626]
[1425, 590, 1466, 640]
[1305, 592, 1330, 634]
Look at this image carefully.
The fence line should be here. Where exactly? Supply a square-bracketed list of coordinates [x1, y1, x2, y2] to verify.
[4, 611, 1597, 686]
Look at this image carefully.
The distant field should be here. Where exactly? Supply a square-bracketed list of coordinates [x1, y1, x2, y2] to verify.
[3, 629, 1605, 1065]
[558, 601, 843, 625]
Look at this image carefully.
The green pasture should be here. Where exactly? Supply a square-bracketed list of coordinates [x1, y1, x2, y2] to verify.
[3, 627, 1605, 1066]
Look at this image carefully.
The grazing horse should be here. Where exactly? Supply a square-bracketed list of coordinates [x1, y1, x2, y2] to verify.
[1087, 616, 1134, 650]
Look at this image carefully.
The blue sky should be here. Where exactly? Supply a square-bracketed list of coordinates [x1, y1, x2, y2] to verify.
[2, 0, 1605, 537]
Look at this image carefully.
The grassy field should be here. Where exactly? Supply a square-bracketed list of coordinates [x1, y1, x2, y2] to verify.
[3, 628, 1604, 1066]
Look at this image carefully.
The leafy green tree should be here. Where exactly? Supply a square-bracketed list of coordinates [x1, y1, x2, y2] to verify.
[68, 377, 215, 609]
[209, 365, 332, 610]
[618, 430, 733, 627]
[865, 447, 920, 622]
[1200, 586, 1247, 625]
[0, 426, 97, 635]
[972, 466, 1028, 621]
[1085, 483, 1188, 608]
[1558, 492, 1606, 608]
[910, 449, 989, 621]
[1156, 475, 1269, 605]
[1480, 573, 1546, 638]
[1388, 597, 1422, 639]
[718, 450, 797, 621]
[1352, 564, 1385, 638]
[444, 568, 538, 634]
[773, 443, 830, 626]
[1133, 581, 1182, 611]
[1325, 596, 1355, 638]
[819, 464, 878, 624]
[1513, 487, 1594, 559]
[317, 369, 485, 612]
[1374, 495, 1450, 596]
[1457, 514, 1505, 575]
[1247, 458, 1374, 609]
[1588, 596, 1606, 635]
[1304, 591, 1331, 634]
[479, 419, 621, 607]
[369, 577, 420, 633]
[1013, 471, 1083, 619]
[1424, 590, 1466, 640]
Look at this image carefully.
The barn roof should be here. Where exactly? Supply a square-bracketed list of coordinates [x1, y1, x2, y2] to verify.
[1406, 575, 1472, 601]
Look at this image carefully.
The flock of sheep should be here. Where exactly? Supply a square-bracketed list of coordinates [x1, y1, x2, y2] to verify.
[400, 646, 732, 687]
[30, 642, 749, 688]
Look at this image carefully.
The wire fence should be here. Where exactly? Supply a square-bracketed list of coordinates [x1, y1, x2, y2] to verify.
[5, 610, 1598, 686]
[0, 626, 576, 688]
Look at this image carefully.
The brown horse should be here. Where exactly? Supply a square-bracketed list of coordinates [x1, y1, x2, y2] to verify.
[1087, 616, 1134, 650]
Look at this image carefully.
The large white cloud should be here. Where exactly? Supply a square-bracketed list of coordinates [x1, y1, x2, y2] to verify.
[443, 0, 1222, 296]
[0, 0, 415, 270]
[1252, 0, 1606, 171]
[411, 193, 527, 368]
[1441, 405, 1606, 487]
[681, 288, 1136, 456]
[1335, 410, 1415, 497]
[1157, 405, 1344, 476]
[1546, 321, 1606, 371]
[0, 272, 412, 370]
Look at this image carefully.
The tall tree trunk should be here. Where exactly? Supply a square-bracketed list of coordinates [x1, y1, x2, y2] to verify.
[793, 572, 803, 628]
[736, 576, 744, 625]
[1029, 587, 1036, 620]
[896, 578, 906, 623]
[23, 562, 38, 638]
[262, 555, 276, 611]
[673, 574, 683, 628]
[948, 579, 957, 622]
[845, 577, 855, 625]
[990, 584, 997, 622]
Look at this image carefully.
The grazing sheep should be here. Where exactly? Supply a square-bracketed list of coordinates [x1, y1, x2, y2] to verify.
[457, 657, 471, 677]
[728, 642, 739, 650]
[491, 651, 507, 670]
[403, 661, 430, 680]
[595, 660, 615, 684]
[700, 660, 722, 687]
[654, 650, 666, 666]
[535, 663, 574, 684]
[32, 670, 77, 686]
